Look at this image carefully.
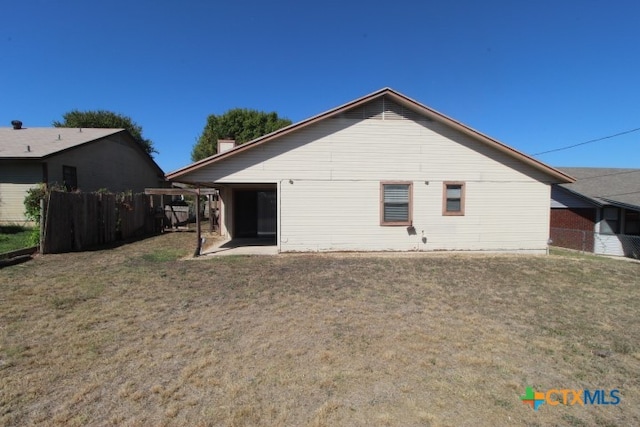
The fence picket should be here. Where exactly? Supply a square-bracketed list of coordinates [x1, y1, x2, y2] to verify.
[41, 191, 156, 254]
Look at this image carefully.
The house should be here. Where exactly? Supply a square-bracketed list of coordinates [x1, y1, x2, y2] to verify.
[550, 167, 640, 257]
[0, 122, 165, 224]
[167, 88, 573, 253]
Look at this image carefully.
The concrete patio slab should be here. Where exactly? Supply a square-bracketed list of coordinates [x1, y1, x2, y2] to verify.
[201, 237, 278, 256]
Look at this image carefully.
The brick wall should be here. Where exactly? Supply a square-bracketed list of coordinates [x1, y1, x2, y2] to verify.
[550, 208, 596, 231]
[550, 208, 596, 251]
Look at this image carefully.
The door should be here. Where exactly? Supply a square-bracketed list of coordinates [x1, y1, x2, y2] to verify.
[233, 190, 277, 238]
[257, 191, 277, 236]
[234, 190, 258, 237]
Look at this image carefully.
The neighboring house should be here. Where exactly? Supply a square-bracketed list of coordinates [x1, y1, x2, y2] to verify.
[167, 88, 573, 253]
[550, 167, 640, 257]
[0, 123, 165, 223]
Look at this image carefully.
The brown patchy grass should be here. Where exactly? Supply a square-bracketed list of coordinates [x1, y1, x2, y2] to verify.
[1, 233, 639, 426]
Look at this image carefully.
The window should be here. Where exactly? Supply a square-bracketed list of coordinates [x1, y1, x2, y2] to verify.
[600, 207, 619, 234]
[62, 165, 77, 191]
[443, 182, 465, 216]
[624, 210, 640, 235]
[380, 182, 412, 225]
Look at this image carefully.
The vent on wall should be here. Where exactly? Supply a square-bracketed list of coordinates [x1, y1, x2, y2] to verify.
[336, 96, 431, 121]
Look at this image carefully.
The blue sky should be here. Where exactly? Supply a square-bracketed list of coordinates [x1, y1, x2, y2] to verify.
[2, 1, 639, 173]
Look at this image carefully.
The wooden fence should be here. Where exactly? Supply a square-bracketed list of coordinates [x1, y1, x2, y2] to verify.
[41, 191, 157, 254]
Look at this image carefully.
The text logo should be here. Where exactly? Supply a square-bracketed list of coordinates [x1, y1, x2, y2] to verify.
[520, 387, 620, 410]
[520, 387, 545, 410]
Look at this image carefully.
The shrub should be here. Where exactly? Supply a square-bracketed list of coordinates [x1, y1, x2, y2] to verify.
[23, 183, 65, 246]
[24, 184, 47, 222]
[23, 183, 65, 223]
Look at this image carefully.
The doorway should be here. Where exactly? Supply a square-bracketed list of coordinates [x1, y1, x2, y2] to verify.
[233, 190, 277, 239]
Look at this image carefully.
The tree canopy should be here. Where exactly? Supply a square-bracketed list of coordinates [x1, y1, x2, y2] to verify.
[53, 110, 156, 156]
[191, 109, 292, 161]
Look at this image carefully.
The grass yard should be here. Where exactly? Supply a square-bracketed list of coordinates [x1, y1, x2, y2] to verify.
[0, 233, 639, 426]
[0, 226, 35, 254]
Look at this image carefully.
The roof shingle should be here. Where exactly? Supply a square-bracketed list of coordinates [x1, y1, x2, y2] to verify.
[557, 167, 640, 209]
[0, 127, 123, 158]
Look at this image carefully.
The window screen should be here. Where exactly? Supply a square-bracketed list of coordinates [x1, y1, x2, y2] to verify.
[443, 182, 465, 216]
[381, 183, 412, 225]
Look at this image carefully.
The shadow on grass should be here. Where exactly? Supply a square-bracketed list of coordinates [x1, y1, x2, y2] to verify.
[46, 230, 195, 254]
[0, 225, 28, 234]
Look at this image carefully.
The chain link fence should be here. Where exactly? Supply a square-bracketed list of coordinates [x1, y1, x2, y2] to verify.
[550, 227, 640, 259]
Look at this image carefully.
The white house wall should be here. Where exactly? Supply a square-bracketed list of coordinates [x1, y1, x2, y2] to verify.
[280, 179, 549, 252]
[186, 119, 554, 184]
[183, 117, 553, 252]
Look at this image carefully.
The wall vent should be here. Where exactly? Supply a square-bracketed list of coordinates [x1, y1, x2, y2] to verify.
[335, 96, 431, 121]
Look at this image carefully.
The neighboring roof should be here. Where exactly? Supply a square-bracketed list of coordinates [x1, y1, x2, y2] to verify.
[167, 88, 574, 184]
[0, 126, 164, 176]
[556, 167, 640, 210]
[0, 127, 123, 159]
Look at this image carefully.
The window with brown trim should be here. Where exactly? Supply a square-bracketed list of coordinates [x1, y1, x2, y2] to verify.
[380, 182, 412, 226]
[443, 182, 465, 216]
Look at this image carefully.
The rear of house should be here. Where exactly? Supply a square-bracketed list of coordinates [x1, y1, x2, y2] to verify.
[168, 88, 572, 253]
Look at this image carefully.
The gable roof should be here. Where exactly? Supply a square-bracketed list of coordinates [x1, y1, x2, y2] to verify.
[167, 88, 574, 184]
[556, 167, 640, 210]
[0, 126, 164, 175]
[0, 127, 124, 159]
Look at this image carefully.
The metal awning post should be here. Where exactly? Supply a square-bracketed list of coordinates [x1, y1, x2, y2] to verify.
[194, 188, 201, 257]
[208, 194, 214, 233]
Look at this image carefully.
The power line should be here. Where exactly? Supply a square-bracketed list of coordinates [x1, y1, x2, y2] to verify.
[533, 127, 640, 156]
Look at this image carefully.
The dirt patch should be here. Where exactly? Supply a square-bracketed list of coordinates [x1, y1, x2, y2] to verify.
[1, 233, 638, 426]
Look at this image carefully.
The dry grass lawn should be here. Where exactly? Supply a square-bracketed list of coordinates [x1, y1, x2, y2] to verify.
[1, 233, 639, 426]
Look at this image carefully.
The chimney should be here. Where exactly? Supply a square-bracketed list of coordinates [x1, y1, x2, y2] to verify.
[217, 139, 236, 154]
[11, 120, 23, 130]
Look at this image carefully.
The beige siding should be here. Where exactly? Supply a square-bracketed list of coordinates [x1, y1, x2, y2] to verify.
[279, 180, 550, 252]
[0, 162, 42, 223]
[183, 118, 553, 252]
[186, 119, 553, 184]
[46, 133, 162, 193]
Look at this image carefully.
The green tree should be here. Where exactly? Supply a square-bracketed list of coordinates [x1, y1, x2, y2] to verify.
[191, 109, 291, 161]
[53, 110, 156, 156]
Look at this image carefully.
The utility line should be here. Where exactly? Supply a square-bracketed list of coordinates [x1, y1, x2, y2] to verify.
[533, 127, 640, 155]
